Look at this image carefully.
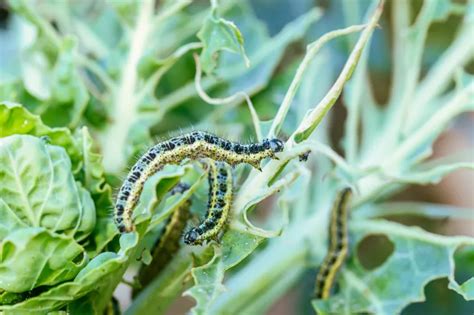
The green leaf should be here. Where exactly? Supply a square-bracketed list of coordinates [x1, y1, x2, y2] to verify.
[312, 219, 474, 314]
[197, 9, 250, 74]
[158, 6, 320, 119]
[147, 165, 205, 232]
[75, 127, 116, 255]
[43, 37, 90, 128]
[185, 247, 226, 315]
[221, 229, 263, 269]
[0, 102, 82, 172]
[0, 135, 95, 241]
[75, 126, 113, 216]
[0, 233, 138, 313]
[126, 250, 193, 315]
[0, 227, 87, 293]
[455, 278, 474, 300]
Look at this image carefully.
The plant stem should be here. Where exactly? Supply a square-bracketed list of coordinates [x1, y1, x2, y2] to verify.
[292, 0, 384, 143]
[409, 16, 474, 122]
[268, 23, 367, 138]
[99, 0, 155, 173]
[76, 55, 116, 92]
[382, 82, 474, 170]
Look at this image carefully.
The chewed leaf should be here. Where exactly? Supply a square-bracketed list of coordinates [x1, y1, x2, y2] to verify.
[0, 227, 87, 293]
[0, 102, 82, 172]
[236, 171, 300, 238]
[185, 246, 226, 315]
[312, 219, 474, 314]
[197, 9, 250, 74]
[0, 135, 95, 240]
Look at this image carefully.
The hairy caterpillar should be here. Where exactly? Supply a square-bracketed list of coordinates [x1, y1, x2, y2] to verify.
[314, 188, 352, 299]
[184, 160, 233, 246]
[114, 131, 284, 233]
[298, 150, 311, 162]
[135, 183, 191, 292]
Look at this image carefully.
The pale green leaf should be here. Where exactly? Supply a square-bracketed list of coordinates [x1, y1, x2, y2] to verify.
[0, 227, 87, 293]
[197, 9, 249, 74]
[0, 135, 95, 240]
[184, 247, 226, 315]
[0, 102, 82, 172]
[75, 127, 116, 254]
[313, 219, 474, 314]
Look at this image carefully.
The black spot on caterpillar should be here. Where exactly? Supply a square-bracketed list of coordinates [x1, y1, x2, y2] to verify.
[134, 182, 191, 293]
[114, 131, 284, 233]
[298, 150, 311, 162]
[183, 160, 233, 246]
[314, 187, 352, 299]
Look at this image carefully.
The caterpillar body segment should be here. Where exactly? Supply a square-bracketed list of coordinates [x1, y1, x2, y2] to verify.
[183, 160, 233, 246]
[114, 131, 283, 233]
[314, 188, 352, 299]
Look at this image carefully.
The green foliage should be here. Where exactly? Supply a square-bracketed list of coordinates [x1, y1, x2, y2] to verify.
[0, 0, 473, 314]
[314, 220, 474, 314]
[197, 7, 249, 74]
[0, 227, 86, 293]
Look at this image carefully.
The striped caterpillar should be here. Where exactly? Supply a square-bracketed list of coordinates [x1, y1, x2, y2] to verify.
[114, 131, 284, 233]
[314, 188, 352, 299]
[183, 160, 233, 246]
[135, 183, 191, 292]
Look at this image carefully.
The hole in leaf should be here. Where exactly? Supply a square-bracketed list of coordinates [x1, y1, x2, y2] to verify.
[357, 234, 394, 270]
[401, 277, 474, 315]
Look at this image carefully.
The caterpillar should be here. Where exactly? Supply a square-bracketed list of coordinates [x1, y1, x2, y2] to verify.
[314, 188, 352, 299]
[114, 131, 284, 233]
[135, 183, 191, 292]
[298, 150, 311, 162]
[183, 160, 233, 246]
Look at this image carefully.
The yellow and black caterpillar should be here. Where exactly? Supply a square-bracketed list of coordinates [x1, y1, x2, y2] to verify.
[314, 188, 352, 299]
[114, 131, 284, 233]
[184, 160, 233, 246]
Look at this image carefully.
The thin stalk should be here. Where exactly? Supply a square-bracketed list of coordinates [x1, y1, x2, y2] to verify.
[382, 82, 474, 170]
[76, 55, 116, 92]
[193, 54, 263, 141]
[291, 0, 384, 143]
[268, 23, 368, 138]
[408, 18, 474, 126]
[99, 0, 155, 173]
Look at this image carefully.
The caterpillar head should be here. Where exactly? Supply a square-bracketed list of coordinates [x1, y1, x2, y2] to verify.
[268, 138, 284, 153]
[183, 229, 200, 245]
